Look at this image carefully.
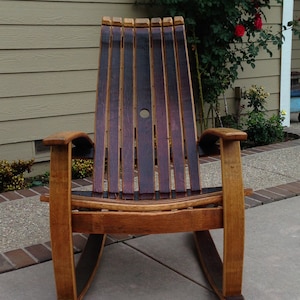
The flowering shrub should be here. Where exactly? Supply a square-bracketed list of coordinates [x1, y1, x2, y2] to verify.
[254, 14, 263, 30]
[0, 159, 34, 192]
[72, 159, 93, 179]
[235, 24, 246, 37]
[243, 85, 285, 146]
[244, 85, 270, 113]
[136, 0, 292, 130]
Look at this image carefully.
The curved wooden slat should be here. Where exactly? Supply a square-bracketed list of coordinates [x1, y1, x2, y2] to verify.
[107, 23, 122, 195]
[163, 18, 186, 194]
[76, 234, 106, 300]
[151, 19, 171, 196]
[72, 208, 223, 234]
[194, 231, 245, 300]
[135, 20, 155, 198]
[93, 22, 111, 194]
[71, 191, 223, 211]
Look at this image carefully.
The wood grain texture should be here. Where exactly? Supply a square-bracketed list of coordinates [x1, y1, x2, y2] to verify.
[163, 23, 186, 193]
[135, 24, 155, 197]
[48, 143, 77, 299]
[93, 23, 110, 194]
[151, 23, 171, 195]
[220, 139, 245, 297]
[107, 25, 122, 195]
[174, 22, 200, 192]
[122, 25, 135, 196]
[72, 208, 223, 234]
[42, 17, 249, 300]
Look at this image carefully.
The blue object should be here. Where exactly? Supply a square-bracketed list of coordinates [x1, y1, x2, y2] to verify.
[291, 90, 300, 97]
[290, 97, 300, 113]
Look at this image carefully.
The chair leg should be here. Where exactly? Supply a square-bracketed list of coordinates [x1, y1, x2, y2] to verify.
[76, 234, 106, 300]
[51, 232, 106, 300]
[193, 231, 244, 300]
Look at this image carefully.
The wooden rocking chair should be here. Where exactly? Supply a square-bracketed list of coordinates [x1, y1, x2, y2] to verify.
[41, 16, 251, 299]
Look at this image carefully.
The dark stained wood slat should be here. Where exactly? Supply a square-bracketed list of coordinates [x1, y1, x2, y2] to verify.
[151, 23, 171, 196]
[93, 24, 110, 194]
[107, 25, 122, 196]
[163, 23, 186, 194]
[135, 24, 155, 198]
[174, 23, 201, 192]
[122, 25, 135, 198]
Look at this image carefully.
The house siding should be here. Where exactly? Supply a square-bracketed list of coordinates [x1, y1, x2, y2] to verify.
[0, 0, 148, 163]
[292, 0, 300, 72]
[0, 0, 284, 164]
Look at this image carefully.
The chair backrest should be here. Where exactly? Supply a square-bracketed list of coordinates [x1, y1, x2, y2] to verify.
[93, 16, 201, 200]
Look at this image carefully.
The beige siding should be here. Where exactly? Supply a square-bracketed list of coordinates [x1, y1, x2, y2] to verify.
[0, 0, 148, 162]
[292, 0, 300, 72]
[0, 0, 284, 163]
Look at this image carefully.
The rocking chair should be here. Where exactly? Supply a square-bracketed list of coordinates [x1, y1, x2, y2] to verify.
[41, 16, 250, 299]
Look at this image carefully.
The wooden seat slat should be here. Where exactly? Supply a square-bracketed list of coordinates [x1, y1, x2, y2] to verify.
[135, 24, 155, 197]
[151, 24, 171, 196]
[93, 24, 111, 194]
[163, 22, 186, 194]
[174, 23, 201, 192]
[107, 25, 122, 195]
[122, 24, 135, 197]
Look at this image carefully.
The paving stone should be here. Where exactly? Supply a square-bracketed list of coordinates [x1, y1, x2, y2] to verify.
[0, 195, 8, 203]
[255, 189, 285, 201]
[247, 192, 274, 204]
[25, 244, 52, 263]
[0, 253, 14, 273]
[73, 234, 87, 252]
[16, 189, 39, 197]
[245, 196, 262, 208]
[4, 249, 36, 269]
[266, 186, 296, 198]
[30, 186, 49, 195]
[73, 179, 92, 186]
[0, 191, 23, 201]
[278, 182, 300, 194]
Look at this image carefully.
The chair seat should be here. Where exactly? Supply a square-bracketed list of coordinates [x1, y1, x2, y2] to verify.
[40, 188, 252, 212]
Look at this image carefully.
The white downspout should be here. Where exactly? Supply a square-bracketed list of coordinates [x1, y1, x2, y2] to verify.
[280, 0, 294, 126]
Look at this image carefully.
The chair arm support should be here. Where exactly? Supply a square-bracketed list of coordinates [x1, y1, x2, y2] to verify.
[198, 128, 247, 156]
[43, 131, 94, 159]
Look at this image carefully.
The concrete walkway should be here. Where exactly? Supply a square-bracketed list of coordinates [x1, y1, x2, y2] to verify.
[1, 115, 300, 299]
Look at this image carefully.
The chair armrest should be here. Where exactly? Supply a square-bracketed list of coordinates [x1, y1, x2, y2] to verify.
[43, 131, 94, 159]
[43, 131, 93, 146]
[198, 128, 247, 156]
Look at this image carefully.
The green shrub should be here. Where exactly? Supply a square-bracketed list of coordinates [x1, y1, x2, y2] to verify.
[0, 159, 34, 192]
[243, 86, 285, 146]
[72, 159, 94, 179]
[0, 159, 95, 193]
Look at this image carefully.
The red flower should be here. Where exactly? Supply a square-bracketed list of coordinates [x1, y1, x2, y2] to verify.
[254, 14, 263, 30]
[235, 24, 245, 37]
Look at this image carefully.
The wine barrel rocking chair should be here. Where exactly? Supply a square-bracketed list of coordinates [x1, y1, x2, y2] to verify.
[41, 16, 251, 300]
